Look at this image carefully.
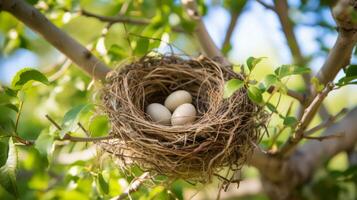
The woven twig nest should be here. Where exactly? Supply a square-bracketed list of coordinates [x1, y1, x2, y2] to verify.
[100, 55, 266, 183]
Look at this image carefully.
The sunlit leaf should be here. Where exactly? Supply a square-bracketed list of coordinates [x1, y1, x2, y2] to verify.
[337, 65, 357, 86]
[4, 87, 18, 97]
[223, 79, 244, 98]
[0, 138, 18, 197]
[108, 44, 128, 60]
[134, 38, 150, 56]
[248, 86, 263, 104]
[34, 130, 55, 161]
[96, 173, 109, 195]
[264, 74, 279, 89]
[11, 68, 49, 90]
[89, 115, 109, 137]
[274, 65, 311, 78]
[284, 116, 298, 127]
[311, 76, 324, 92]
[0, 138, 9, 167]
[0, 103, 18, 113]
[60, 104, 93, 138]
[247, 57, 265, 71]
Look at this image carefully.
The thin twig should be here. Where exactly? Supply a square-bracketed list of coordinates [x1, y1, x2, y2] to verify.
[279, 82, 335, 156]
[303, 133, 344, 141]
[80, 9, 150, 25]
[256, 0, 276, 11]
[61, 134, 113, 142]
[304, 108, 348, 136]
[79, 9, 184, 32]
[267, 86, 305, 103]
[222, 11, 240, 53]
[45, 114, 113, 142]
[45, 114, 62, 130]
[14, 101, 23, 133]
[77, 122, 90, 137]
[113, 172, 150, 200]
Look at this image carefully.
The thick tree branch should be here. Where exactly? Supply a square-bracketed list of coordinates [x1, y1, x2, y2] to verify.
[181, 0, 230, 67]
[0, 0, 111, 80]
[315, 0, 357, 87]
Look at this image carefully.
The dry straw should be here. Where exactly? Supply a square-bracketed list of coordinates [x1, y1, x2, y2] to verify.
[100, 55, 267, 183]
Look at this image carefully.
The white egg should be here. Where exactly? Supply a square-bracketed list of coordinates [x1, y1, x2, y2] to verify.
[146, 103, 172, 125]
[171, 103, 197, 126]
[164, 90, 192, 111]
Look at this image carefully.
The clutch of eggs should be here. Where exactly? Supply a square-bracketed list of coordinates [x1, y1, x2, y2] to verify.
[146, 90, 196, 126]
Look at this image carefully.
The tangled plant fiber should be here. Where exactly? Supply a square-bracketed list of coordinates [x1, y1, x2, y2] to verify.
[100, 55, 266, 183]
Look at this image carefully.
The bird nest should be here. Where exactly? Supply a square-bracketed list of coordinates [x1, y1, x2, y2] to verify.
[100, 55, 266, 183]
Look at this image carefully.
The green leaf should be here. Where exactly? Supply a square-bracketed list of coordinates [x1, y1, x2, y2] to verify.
[284, 116, 298, 127]
[0, 103, 18, 113]
[311, 76, 324, 92]
[264, 74, 279, 89]
[248, 86, 263, 104]
[274, 65, 311, 78]
[0, 138, 9, 167]
[0, 118, 15, 137]
[223, 79, 244, 98]
[96, 173, 109, 195]
[108, 44, 128, 60]
[4, 87, 18, 97]
[0, 138, 18, 197]
[345, 64, 357, 77]
[337, 65, 357, 86]
[246, 57, 265, 71]
[266, 103, 278, 113]
[89, 115, 109, 137]
[60, 104, 93, 138]
[11, 68, 49, 90]
[134, 38, 150, 56]
[34, 130, 55, 159]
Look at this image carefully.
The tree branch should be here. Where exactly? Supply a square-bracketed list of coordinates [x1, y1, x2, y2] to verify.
[315, 0, 357, 88]
[304, 108, 347, 136]
[256, 0, 276, 11]
[222, 11, 240, 53]
[181, 0, 230, 67]
[279, 83, 335, 156]
[267, 86, 305, 103]
[80, 9, 151, 25]
[1, 0, 111, 80]
[273, 0, 311, 87]
[295, 106, 357, 184]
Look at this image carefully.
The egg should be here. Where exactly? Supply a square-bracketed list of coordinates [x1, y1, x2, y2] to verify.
[146, 103, 172, 125]
[164, 90, 192, 111]
[171, 103, 197, 126]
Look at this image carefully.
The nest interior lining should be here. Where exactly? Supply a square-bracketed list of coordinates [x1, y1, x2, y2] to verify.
[100, 55, 265, 183]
